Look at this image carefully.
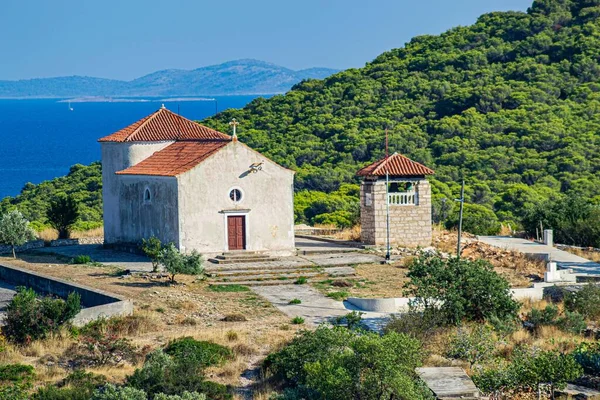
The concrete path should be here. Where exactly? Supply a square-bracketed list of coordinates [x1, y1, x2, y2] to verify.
[251, 284, 393, 332]
[478, 236, 600, 276]
[0, 281, 16, 324]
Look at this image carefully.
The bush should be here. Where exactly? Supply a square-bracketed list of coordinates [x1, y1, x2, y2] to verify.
[164, 337, 233, 369]
[0, 209, 36, 258]
[573, 342, 600, 375]
[404, 253, 519, 325]
[446, 203, 501, 236]
[333, 311, 364, 330]
[72, 255, 92, 264]
[525, 305, 586, 335]
[288, 299, 302, 305]
[0, 364, 35, 400]
[141, 236, 163, 273]
[326, 291, 348, 301]
[91, 384, 147, 400]
[564, 285, 600, 320]
[33, 370, 107, 400]
[3, 287, 81, 344]
[384, 310, 447, 342]
[127, 349, 231, 400]
[445, 325, 496, 367]
[294, 277, 308, 285]
[159, 244, 204, 283]
[291, 316, 305, 325]
[155, 393, 207, 400]
[64, 333, 144, 368]
[264, 326, 430, 400]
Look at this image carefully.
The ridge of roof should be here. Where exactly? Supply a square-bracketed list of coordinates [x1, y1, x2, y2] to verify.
[98, 107, 230, 143]
[356, 153, 435, 177]
[116, 140, 231, 177]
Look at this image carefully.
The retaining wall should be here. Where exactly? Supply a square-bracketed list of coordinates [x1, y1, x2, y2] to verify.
[0, 264, 133, 326]
[0, 240, 45, 255]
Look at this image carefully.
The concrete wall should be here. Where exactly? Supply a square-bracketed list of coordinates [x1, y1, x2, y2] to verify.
[177, 141, 296, 256]
[0, 264, 133, 327]
[101, 141, 173, 244]
[116, 176, 180, 246]
[360, 177, 432, 247]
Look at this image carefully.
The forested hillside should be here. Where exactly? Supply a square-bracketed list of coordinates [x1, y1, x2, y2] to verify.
[203, 0, 600, 232]
[2, 0, 600, 242]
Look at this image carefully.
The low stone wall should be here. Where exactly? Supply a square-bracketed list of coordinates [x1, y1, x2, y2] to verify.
[0, 263, 133, 327]
[50, 238, 79, 247]
[78, 237, 104, 245]
[0, 240, 45, 255]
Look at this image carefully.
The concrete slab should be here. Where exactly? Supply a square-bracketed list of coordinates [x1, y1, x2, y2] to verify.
[478, 236, 600, 277]
[416, 367, 481, 399]
[303, 252, 384, 266]
[556, 384, 600, 399]
[32, 244, 154, 272]
[251, 284, 392, 332]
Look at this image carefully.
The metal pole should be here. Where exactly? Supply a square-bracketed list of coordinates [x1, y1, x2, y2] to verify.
[456, 179, 465, 258]
[385, 127, 391, 263]
[215, 99, 218, 115]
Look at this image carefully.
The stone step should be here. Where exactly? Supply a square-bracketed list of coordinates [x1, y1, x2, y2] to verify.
[213, 271, 322, 282]
[208, 257, 277, 264]
[210, 269, 321, 277]
[209, 276, 357, 287]
[298, 248, 356, 255]
[206, 262, 315, 272]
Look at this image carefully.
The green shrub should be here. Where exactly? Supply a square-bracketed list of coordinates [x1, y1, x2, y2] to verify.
[127, 349, 231, 400]
[264, 326, 430, 399]
[404, 253, 519, 325]
[155, 393, 207, 400]
[141, 236, 163, 273]
[294, 277, 308, 285]
[288, 299, 302, 305]
[3, 287, 81, 344]
[384, 310, 447, 342]
[291, 316, 305, 325]
[33, 370, 107, 400]
[326, 291, 348, 301]
[446, 203, 501, 236]
[164, 337, 233, 369]
[159, 244, 204, 283]
[445, 325, 496, 367]
[72, 255, 92, 264]
[0, 364, 35, 400]
[564, 285, 600, 320]
[526, 305, 586, 335]
[573, 342, 600, 375]
[208, 284, 249, 292]
[91, 384, 147, 400]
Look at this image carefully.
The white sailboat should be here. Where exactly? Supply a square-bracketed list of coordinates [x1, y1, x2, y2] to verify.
[68, 101, 74, 111]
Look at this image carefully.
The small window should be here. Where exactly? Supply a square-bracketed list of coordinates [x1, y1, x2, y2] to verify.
[144, 188, 151, 203]
[365, 193, 373, 207]
[229, 188, 243, 203]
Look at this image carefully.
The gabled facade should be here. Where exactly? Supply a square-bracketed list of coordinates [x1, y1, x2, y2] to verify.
[99, 106, 295, 256]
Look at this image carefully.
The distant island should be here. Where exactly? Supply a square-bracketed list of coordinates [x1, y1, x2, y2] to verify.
[0, 59, 339, 98]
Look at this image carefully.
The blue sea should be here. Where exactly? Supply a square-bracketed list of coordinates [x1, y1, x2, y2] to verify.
[0, 96, 263, 199]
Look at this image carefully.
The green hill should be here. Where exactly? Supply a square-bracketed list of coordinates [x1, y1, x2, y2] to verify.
[3, 0, 600, 239]
[203, 0, 600, 231]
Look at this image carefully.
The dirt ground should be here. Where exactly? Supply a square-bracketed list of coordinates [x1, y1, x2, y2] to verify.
[0, 253, 299, 395]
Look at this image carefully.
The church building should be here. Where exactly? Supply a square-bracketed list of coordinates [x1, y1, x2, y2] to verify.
[99, 106, 296, 256]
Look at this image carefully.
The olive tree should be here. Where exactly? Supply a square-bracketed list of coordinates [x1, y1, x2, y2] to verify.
[0, 210, 36, 258]
[159, 244, 204, 283]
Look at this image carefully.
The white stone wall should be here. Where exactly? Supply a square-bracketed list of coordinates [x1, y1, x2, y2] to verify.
[101, 141, 173, 244]
[116, 175, 180, 246]
[360, 178, 432, 247]
[176, 141, 296, 256]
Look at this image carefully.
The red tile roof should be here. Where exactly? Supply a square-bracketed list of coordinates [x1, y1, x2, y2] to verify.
[98, 107, 230, 142]
[357, 153, 434, 177]
[116, 140, 230, 176]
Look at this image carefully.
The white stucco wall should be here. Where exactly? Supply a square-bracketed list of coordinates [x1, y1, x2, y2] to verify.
[176, 141, 296, 256]
[101, 141, 173, 243]
[116, 176, 180, 245]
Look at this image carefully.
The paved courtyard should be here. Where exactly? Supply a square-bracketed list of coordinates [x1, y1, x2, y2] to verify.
[479, 236, 600, 277]
[251, 284, 393, 332]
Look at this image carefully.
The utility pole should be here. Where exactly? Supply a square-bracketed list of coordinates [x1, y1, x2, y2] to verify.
[385, 127, 391, 264]
[456, 180, 465, 258]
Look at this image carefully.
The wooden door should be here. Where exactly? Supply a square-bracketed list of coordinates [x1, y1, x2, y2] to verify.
[227, 216, 246, 250]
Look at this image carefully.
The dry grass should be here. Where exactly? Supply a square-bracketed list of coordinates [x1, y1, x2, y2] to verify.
[564, 247, 600, 263]
[36, 228, 58, 241]
[331, 225, 361, 242]
[71, 227, 104, 239]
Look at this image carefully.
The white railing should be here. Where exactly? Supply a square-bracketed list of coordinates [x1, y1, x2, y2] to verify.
[388, 191, 417, 206]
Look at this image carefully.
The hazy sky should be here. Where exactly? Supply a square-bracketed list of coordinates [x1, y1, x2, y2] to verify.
[1, 0, 532, 81]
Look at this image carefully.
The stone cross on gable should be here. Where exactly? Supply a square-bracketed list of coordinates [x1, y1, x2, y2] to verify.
[229, 118, 239, 139]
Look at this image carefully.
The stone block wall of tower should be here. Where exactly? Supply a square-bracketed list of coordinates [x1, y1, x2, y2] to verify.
[360, 177, 432, 247]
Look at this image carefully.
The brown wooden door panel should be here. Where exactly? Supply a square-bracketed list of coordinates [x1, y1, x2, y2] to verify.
[227, 216, 246, 250]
